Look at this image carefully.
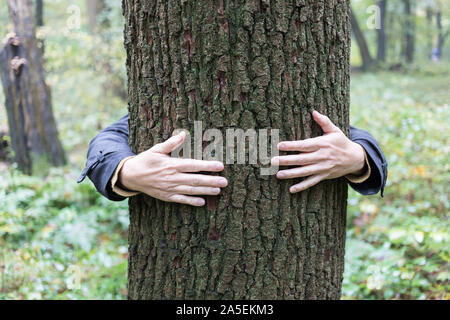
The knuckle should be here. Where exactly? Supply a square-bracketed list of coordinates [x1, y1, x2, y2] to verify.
[167, 194, 177, 202]
[321, 148, 332, 158]
[161, 174, 172, 183]
[324, 162, 334, 170]
[286, 170, 296, 178]
[286, 142, 296, 150]
[292, 156, 302, 165]
[165, 161, 178, 172]
[192, 177, 200, 186]
[152, 143, 162, 150]
[184, 159, 194, 167]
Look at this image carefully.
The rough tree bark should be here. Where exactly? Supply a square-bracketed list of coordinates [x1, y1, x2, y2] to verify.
[350, 7, 373, 70]
[0, 0, 65, 174]
[124, 0, 350, 300]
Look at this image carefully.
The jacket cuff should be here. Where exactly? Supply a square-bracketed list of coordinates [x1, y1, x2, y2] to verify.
[78, 149, 136, 201]
[348, 139, 387, 197]
[110, 156, 141, 198]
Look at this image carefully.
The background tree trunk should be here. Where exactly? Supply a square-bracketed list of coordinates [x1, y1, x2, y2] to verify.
[35, 0, 43, 27]
[350, 6, 373, 70]
[0, 0, 65, 174]
[35, 0, 44, 53]
[402, 0, 415, 64]
[376, 0, 387, 62]
[350, 7, 373, 70]
[86, 0, 106, 33]
[437, 11, 449, 59]
[124, 0, 350, 300]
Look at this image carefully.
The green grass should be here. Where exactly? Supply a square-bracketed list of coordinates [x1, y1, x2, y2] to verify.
[344, 68, 450, 299]
[0, 168, 129, 299]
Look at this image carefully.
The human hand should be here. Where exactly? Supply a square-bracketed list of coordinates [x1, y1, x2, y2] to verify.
[272, 111, 367, 193]
[118, 131, 228, 206]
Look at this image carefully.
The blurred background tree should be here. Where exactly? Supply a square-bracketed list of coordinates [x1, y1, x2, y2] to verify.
[1, 0, 65, 175]
[0, 0, 448, 300]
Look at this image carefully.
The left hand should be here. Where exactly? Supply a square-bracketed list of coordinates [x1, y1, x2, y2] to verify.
[271, 111, 367, 193]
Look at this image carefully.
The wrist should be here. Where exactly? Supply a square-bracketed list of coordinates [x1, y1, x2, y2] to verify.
[349, 142, 366, 176]
[118, 156, 139, 192]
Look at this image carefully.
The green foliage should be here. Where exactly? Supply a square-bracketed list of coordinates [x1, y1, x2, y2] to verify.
[0, 0, 129, 300]
[0, 167, 129, 299]
[343, 67, 450, 299]
[0, 0, 448, 300]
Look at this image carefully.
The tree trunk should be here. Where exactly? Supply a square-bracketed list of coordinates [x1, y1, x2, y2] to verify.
[0, 131, 10, 162]
[86, 0, 106, 33]
[35, 0, 43, 27]
[0, 0, 65, 174]
[124, 0, 350, 300]
[376, 0, 386, 62]
[350, 7, 373, 70]
[437, 11, 449, 59]
[35, 0, 44, 53]
[402, 0, 414, 64]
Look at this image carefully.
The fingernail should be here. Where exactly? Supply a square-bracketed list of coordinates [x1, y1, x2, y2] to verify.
[219, 179, 228, 187]
[213, 188, 221, 194]
[290, 187, 297, 193]
[278, 143, 286, 149]
[216, 163, 224, 170]
[197, 199, 205, 206]
[271, 157, 279, 166]
[277, 172, 285, 178]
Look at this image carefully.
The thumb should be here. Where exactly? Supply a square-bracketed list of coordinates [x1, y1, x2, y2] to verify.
[312, 111, 340, 134]
[150, 131, 186, 154]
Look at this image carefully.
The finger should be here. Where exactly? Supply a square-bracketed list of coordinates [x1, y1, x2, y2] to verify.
[278, 137, 324, 152]
[290, 174, 327, 193]
[167, 194, 206, 207]
[172, 186, 222, 196]
[276, 164, 327, 179]
[174, 158, 224, 173]
[312, 111, 340, 134]
[178, 174, 228, 188]
[272, 152, 322, 167]
[150, 131, 186, 154]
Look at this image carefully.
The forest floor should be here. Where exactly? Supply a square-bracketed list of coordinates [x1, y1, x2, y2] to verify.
[1, 65, 448, 300]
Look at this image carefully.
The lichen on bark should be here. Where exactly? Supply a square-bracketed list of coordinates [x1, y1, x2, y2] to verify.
[124, 0, 350, 300]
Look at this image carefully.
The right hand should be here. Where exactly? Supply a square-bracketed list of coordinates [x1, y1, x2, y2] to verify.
[118, 131, 228, 207]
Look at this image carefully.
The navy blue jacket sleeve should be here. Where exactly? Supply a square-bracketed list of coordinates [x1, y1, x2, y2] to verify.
[349, 126, 388, 197]
[77, 115, 135, 201]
